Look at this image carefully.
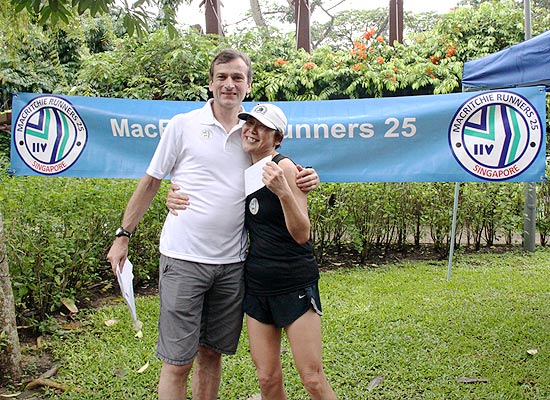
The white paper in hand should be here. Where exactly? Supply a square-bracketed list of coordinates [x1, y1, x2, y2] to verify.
[245, 154, 273, 196]
[116, 258, 137, 322]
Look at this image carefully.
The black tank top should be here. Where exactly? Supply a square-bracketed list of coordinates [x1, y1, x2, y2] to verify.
[244, 153, 319, 295]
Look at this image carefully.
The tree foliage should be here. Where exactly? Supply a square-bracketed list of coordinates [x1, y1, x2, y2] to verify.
[434, 0, 526, 60]
[8, 0, 193, 36]
[1, 0, 550, 332]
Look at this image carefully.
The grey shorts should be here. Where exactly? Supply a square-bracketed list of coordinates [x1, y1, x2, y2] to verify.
[243, 283, 323, 328]
[155, 255, 245, 365]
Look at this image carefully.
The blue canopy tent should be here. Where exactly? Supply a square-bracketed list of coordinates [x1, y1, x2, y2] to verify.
[446, 30, 550, 278]
[462, 29, 550, 92]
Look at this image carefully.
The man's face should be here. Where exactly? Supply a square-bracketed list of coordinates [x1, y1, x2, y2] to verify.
[209, 58, 251, 109]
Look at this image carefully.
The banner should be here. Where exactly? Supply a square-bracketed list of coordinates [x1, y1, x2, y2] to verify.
[10, 87, 547, 182]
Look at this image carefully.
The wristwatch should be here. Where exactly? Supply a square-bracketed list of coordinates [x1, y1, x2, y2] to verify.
[115, 226, 133, 239]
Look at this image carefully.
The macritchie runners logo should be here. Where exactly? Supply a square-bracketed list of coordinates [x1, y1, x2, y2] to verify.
[14, 95, 87, 175]
[449, 90, 543, 181]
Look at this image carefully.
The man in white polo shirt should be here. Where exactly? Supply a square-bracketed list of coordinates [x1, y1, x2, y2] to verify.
[106, 49, 318, 400]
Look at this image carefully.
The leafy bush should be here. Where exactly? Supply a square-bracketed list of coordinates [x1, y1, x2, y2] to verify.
[0, 165, 170, 330]
[307, 181, 538, 263]
[309, 182, 353, 263]
[2, 165, 542, 330]
[0, 129, 9, 159]
[1, 0, 549, 330]
[69, 29, 217, 100]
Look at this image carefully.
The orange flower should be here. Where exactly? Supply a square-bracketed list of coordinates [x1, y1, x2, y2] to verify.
[363, 27, 376, 40]
[429, 55, 440, 64]
[425, 67, 432, 74]
[376, 56, 384, 64]
[352, 63, 363, 71]
[303, 61, 316, 70]
[392, 67, 398, 72]
[274, 57, 289, 66]
[358, 51, 367, 59]
[376, 35, 384, 43]
[445, 44, 457, 58]
[354, 41, 367, 52]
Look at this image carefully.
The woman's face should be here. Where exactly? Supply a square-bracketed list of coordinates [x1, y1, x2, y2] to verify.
[241, 117, 282, 159]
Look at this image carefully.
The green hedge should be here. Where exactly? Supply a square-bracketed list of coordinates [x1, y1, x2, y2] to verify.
[0, 160, 170, 329]
[3, 156, 550, 330]
[2, 0, 550, 331]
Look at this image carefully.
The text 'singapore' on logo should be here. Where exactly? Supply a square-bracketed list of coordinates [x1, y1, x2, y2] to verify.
[449, 91, 543, 181]
[14, 95, 87, 175]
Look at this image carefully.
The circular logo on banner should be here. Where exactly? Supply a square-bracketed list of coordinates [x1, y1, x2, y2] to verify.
[14, 95, 87, 175]
[449, 90, 542, 181]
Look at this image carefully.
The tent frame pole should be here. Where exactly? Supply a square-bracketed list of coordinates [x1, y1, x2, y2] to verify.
[447, 182, 460, 280]
[523, 0, 536, 252]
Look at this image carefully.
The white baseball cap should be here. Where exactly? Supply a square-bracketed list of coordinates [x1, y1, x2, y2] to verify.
[238, 103, 288, 133]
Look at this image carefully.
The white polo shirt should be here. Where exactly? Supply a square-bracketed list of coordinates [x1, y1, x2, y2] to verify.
[147, 100, 251, 264]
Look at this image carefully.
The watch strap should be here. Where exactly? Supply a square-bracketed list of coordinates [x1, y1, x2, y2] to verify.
[116, 226, 133, 238]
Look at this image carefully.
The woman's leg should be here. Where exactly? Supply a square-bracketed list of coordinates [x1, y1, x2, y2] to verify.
[285, 310, 337, 400]
[247, 315, 287, 400]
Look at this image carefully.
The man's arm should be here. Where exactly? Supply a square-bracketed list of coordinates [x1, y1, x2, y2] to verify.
[164, 166, 319, 215]
[107, 174, 162, 274]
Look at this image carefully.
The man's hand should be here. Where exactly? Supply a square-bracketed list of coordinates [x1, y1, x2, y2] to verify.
[107, 237, 129, 275]
[166, 183, 190, 216]
[296, 165, 320, 193]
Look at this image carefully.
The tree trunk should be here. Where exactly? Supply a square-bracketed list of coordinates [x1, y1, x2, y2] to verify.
[0, 211, 22, 381]
[295, 0, 311, 52]
[249, 0, 267, 27]
[204, 0, 223, 35]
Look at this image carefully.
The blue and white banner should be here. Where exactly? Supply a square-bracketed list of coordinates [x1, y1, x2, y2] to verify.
[10, 87, 547, 182]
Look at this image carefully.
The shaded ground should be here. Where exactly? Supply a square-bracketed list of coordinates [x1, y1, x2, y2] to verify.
[0, 243, 524, 398]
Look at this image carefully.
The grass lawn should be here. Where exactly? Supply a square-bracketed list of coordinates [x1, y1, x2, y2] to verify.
[35, 248, 550, 399]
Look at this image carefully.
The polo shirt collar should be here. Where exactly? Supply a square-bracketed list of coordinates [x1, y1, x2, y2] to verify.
[201, 99, 245, 132]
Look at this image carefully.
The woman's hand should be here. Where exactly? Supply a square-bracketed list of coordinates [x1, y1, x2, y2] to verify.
[165, 183, 190, 216]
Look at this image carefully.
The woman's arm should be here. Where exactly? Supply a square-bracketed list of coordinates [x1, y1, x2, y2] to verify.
[263, 159, 310, 244]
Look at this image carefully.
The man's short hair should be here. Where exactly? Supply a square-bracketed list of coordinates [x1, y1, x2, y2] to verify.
[209, 49, 253, 84]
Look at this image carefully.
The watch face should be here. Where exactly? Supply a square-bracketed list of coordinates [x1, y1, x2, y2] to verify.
[116, 227, 130, 237]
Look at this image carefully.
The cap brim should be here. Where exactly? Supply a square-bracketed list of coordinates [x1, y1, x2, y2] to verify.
[238, 111, 277, 130]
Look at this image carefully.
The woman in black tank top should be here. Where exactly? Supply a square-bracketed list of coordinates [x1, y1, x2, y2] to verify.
[237, 103, 337, 400]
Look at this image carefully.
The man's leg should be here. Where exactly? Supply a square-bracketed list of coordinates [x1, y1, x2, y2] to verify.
[191, 345, 222, 400]
[158, 361, 193, 400]
[192, 262, 244, 399]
